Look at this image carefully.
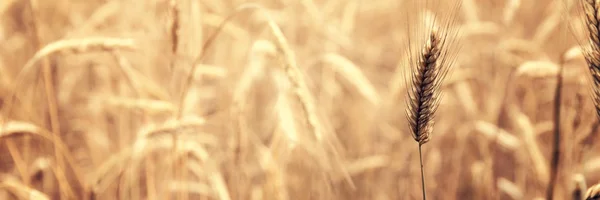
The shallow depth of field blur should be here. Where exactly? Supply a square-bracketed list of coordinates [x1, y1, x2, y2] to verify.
[0, 0, 599, 199]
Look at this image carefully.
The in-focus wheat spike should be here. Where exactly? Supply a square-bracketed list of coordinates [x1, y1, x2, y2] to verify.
[406, 29, 450, 146]
[583, 0, 600, 119]
[405, 25, 454, 200]
[585, 183, 600, 200]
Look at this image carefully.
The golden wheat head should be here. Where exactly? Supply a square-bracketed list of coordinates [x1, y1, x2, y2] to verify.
[583, 0, 600, 118]
[406, 29, 452, 145]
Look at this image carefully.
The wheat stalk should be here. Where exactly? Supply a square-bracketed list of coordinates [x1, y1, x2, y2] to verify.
[405, 27, 454, 200]
[546, 50, 566, 200]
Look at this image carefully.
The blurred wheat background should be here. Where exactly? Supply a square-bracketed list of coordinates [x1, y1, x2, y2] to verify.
[0, 0, 599, 199]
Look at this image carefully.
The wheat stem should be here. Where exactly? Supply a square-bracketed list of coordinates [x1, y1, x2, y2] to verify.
[419, 144, 427, 200]
[406, 25, 454, 200]
[546, 55, 564, 200]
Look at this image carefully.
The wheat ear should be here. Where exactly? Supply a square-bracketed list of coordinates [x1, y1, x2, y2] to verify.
[546, 50, 566, 200]
[405, 28, 452, 200]
[582, 2, 600, 200]
[583, 0, 600, 118]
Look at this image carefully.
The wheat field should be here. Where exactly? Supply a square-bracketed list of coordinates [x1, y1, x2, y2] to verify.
[1, 0, 600, 199]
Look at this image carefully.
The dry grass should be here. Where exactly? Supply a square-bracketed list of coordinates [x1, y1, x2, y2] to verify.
[2, 0, 600, 199]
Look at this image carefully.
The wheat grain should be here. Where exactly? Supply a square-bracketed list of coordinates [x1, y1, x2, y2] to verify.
[546, 48, 566, 200]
